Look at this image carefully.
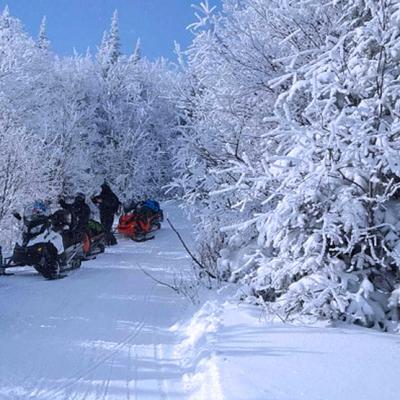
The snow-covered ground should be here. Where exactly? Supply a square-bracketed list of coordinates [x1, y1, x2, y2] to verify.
[177, 296, 400, 400]
[1, 203, 399, 400]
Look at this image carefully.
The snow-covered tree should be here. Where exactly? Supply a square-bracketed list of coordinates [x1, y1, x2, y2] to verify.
[0, 105, 44, 245]
[92, 52, 179, 201]
[132, 38, 142, 64]
[37, 16, 50, 51]
[174, 0, 400, 330]
[97, 10, 121, 75]
[170, 0, 293, 275]
[0, 7, 179, 248]
[254, 0, 400, 329]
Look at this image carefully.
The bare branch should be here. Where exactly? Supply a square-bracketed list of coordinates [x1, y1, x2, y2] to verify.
[167, 217, 217, 279]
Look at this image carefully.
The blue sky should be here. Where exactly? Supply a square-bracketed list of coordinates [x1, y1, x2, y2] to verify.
[1, 0, 221, 60]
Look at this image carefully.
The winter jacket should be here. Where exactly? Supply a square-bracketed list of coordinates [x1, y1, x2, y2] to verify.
[92, 185, 120, 215]
[59, 198, 90, 232]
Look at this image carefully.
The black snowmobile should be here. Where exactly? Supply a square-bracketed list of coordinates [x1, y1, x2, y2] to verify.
[0, 202, 85, 280]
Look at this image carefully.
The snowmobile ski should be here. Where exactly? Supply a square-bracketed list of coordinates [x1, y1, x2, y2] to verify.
[131, 235, 155, 242]
[0, 269, 14, 276]
[47, 273, 68, 280]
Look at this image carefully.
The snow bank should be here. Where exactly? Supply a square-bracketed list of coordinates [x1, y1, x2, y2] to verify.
[173, 299, 224, 400]
[174, 291, 400, 400]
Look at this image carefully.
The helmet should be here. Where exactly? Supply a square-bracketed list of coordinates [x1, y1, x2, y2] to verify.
[32, 200, 49, 215]
[75, 192, 85, 202]
[24, 200, 49, 222]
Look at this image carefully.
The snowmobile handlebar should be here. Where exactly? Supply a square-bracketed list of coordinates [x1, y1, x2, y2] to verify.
[13, 212, 22, 221]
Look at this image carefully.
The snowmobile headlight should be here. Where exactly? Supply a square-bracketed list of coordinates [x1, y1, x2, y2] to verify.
[37, 246, 42, 252]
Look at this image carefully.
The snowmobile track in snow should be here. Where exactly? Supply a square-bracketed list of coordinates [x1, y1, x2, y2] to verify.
[0, 203, 192, 400]
[35, 285, 155, 400]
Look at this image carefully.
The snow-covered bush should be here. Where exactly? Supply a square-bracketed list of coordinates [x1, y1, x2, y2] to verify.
[174, 0, 400, 330]
[251, 0, 400, 329]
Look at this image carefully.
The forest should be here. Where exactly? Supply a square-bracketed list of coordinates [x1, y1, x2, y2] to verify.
[1, 0, 400, 332]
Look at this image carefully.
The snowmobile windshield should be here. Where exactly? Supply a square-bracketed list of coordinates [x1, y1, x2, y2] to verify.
[21, 215, 50, 245]
[23, 201, 50, 223]
[29, 224, 46, 235]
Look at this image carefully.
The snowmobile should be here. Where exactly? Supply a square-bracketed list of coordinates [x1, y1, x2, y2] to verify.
[0, 202, 86, 280]
[117, 199, 163, 242]
[48, 210, 106, 260]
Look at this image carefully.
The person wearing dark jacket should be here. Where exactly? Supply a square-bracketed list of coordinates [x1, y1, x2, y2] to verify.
[91, 183, 120, 245]
[59, 192, 90, 243]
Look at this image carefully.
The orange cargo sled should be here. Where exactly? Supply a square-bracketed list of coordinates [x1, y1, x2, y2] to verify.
[117, 200, 163, 242]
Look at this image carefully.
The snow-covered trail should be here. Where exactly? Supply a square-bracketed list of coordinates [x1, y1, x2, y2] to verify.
[0, 203, 192, 400]
[2, 203, 400, 400]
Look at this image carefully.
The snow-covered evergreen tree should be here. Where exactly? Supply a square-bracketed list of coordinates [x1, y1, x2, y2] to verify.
[37, 16, 50, 51]
[132, 38, 141, 64]
[97, 10, 121, 75]
[255, 0, 400, 329]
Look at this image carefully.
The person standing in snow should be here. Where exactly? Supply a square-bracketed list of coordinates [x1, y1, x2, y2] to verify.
[59, 192, 91, 242]
[91, 182, 120, 245]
